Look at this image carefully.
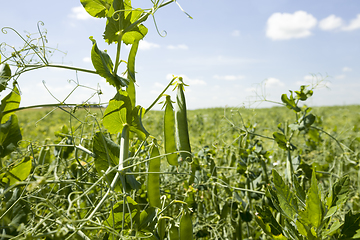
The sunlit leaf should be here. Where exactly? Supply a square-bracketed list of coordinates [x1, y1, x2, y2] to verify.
[299, 169, 322, 229]
[295, 85, 313, 101]
[272, 170, 298, 220]
[281, 91, 301, 112]
[1, 156, 32, 185]
[0, 85, 21, 124]
[103, 90, 132, 134]
[0, 63, 11, 93]
[90, 37, 127, 88]
[80, 0, 112, 18]
[103, 0, 148, 44]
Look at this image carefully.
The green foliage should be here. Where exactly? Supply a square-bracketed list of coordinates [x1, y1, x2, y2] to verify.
[1, 0, 359, 239]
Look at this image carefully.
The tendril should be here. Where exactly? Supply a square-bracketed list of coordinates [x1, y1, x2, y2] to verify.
[37, 21, 49, 64]
[152, 14, 167, 37]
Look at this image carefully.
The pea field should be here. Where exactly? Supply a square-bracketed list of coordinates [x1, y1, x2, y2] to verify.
[1, 0, 360, 239]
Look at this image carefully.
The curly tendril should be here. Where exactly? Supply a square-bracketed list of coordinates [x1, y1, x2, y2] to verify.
[37, 21, 48, 64]
[152, 14, 167, 37]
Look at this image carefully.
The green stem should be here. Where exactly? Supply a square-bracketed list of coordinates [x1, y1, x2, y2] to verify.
[145, 77, 177, 113]
[113, 32, 124, 76]
[20, 64, 97, 75]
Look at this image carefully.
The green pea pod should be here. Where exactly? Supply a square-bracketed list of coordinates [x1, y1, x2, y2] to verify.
[174, 78, 191, 161]
[179, 208, 193, 240]
[147, 141, 161, 208]
[169, 221, 179, 240]
[157, 217, 166, 240]
[163, 95, 178, 166]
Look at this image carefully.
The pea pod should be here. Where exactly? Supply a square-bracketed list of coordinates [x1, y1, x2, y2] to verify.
[174, 78, 191, 161]
[169, 221, 179, 240]
[147, 140, 161, 208]
[157, 217, 166, 240]
[163, 95, 178, 166]
[179, 208, 193, 240]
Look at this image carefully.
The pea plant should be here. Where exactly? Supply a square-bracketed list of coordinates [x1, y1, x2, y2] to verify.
[0, 0, 195, 239]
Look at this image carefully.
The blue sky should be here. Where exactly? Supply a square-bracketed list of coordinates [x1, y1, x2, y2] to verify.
[1, 0, 359, 109]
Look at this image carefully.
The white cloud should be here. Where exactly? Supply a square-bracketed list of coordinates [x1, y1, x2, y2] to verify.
[83, 57, 91, 63]
[213, 75, 245, 81]
[231, 30, 240, 37]
[319, 15, 344, 31]
[304, 75, 314, 81]
[342, 67, 352, 72]
[343, 14, 360, 31]
[167, 44, 188, 50]
[245, 87, 257, 93]
[335, 74, 346, 79]
[154, 82, 165, 89]
[69, 6, 92, 20]
[139, 40, 160, 50]
[266, 11, 317, 40]
[264, 78, 284, 87]
[166, 74, 206, 86]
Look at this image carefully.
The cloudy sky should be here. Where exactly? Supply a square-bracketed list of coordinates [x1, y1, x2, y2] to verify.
[1, 0, 359, 109]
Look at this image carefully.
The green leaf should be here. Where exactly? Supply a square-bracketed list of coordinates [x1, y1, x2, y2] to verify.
[272, 170, 298, 220]
[104, 196, 140, 230]
[80, 0, 112, 18]
[0, 156, 32, 186]
[327, 175, 350, 208]
[281, 91, 301, 112]
[0, 114, 22, 158]
[255, 205, 283, 236]
[90, 37, 127, 88]
[299, 169, 322, 229]
[295, 85, 313, 101]
[92, 132, 140, 191]
[340, 211, 360, 239]
[324, 219, 342, 237]
[138, 207, 157, 231]
[103, 0, 148, 44]
[273, 132, 287, 150]
[0, 85, 21, 124]
[103, 90, 132, 134]
[0, 63, 11, 92]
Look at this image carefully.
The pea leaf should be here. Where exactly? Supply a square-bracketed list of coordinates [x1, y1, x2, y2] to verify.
[299, 169, 322, 229]
[104, 196, 140, 230]
[272, 170, 298, 220]
[255, 205, 283, 236]
[90, 37, 128, 88]
[103, 89, 132, 134]
[0, 114, 22, 158]
[295, 85, 313, 101]
[0, 85, 21, 124]
[340, 211, 360, 239]
[103, 0, 148, 44]
[92, 132, 141, 191]
[281, 91, 301, 112]
[0, 156, 32, 186]
[0, 62, 11, 93]
[80, 0, 112, 18]
[326, 175, 350, 208]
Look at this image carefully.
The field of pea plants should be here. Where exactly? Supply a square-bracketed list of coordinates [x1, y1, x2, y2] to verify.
[1, 0, 360, 239]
